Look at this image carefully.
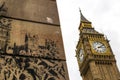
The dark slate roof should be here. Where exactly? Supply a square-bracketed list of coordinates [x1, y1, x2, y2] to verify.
[80, 11, 91, 22]
[0, 0, 60, 25]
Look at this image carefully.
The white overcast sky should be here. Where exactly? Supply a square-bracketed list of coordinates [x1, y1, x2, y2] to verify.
[57, 0, 120, 80]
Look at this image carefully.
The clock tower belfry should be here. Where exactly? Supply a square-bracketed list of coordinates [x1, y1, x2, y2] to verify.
[76, 11, 120, 80]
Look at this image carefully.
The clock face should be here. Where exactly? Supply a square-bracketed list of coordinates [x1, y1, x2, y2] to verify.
[79, 49, 84, 62]
[92, 41, 106, 53]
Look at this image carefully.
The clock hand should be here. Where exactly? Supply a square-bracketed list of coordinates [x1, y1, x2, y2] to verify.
[98, 44, 104, 48]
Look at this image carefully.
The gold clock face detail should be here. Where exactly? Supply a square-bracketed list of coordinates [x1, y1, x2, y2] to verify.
[79, 49, 84, 62]
[92, 41, 106, 53]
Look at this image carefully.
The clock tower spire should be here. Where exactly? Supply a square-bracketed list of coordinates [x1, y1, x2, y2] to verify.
[76, 10, 120, 80]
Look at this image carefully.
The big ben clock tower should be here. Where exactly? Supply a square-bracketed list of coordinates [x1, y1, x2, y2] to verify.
[76, 11, 120, 80]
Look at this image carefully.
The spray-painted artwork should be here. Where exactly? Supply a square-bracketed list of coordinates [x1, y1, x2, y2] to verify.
[0, 17, 69, 80]
[0, 55, 68, 80]
[0, 0, 69, 80]
[0, 17, 65, 59]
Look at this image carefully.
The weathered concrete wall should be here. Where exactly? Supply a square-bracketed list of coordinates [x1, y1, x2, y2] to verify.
[0, 0, 60, 25]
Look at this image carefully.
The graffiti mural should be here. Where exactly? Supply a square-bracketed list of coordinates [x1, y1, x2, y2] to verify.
[0, 0, 7, 16]
[0, 17, 65, 59]
[0, 18, 12, 54]
[0, 55, 68, 80]
[0, 0, 69, 80]
[0, 17, 69, 80]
